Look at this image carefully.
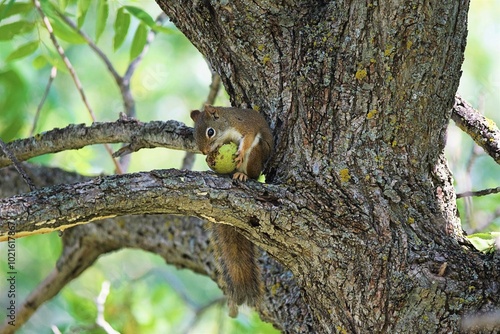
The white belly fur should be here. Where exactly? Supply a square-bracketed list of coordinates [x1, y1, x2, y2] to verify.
[238, 133, 262, 173]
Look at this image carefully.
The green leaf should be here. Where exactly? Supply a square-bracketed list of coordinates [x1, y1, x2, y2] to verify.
[77, 0, 91, 28]
[45, 54, 68, 73]
[0, 69, 29, 141]
[0, 20, 35, 40]
[0, 0, 15, 22]
[0, 1, 32, 22]
[6, 40, 39, 61]
[32, 54, 48, 69]
[124, 6, 155, 27]
[113, 7, 130, 51]
[33, 50, 67, 73]
[39, 0, 57, 17]
[49, 16, 86, 44]
[467, 232, 500, 253]
[151, 25, 176, 34]
[95, 0, 108, 43]
[130, 23, 147, 61]
[59, 0, 69, 11]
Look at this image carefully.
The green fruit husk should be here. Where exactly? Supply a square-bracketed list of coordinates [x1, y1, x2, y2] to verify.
[206, 142, 238, 174]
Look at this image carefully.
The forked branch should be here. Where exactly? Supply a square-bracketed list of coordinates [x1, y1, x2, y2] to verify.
[0, 119, 197, 168]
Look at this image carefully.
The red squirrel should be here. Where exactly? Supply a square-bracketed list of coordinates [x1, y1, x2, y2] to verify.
[190, 105, 273, 317]
[190, 105, 273, 181]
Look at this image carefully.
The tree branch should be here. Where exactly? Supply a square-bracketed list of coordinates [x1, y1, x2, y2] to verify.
[0, 169, 283, 241]
[452, 95, 500, 165]
[456, 186, 500, 198]
[0, 139, 35, 191]
[31, 66, 57, 136]
[0, 119, 197, 168]
[6, 94, 495, 184]
[0, 165, 307, 333]
[0, 213, 305, 333]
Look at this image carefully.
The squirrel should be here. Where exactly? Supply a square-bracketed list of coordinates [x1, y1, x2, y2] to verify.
[190, 105, 273, 317]
[190, 105, 273, 181]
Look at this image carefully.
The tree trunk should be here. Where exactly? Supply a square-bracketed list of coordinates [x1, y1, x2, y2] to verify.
[155, 0, 499, 332]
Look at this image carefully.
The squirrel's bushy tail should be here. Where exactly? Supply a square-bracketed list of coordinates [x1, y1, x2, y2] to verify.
[210, 223, 262, 317]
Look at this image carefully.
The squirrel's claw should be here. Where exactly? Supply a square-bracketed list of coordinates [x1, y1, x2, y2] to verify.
[234, 150, 244, 168]
[233, 172, 249, 182]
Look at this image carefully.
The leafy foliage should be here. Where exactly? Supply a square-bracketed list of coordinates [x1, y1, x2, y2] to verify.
[130, 22, 148, 60]
[467, 232, 500, 253]
[95, 0, 108, 43]
[6, 40, 38, 61]
[114, 7, 131, 51]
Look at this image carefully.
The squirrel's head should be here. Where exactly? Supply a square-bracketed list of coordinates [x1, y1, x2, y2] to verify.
[190, 105, 223, 154]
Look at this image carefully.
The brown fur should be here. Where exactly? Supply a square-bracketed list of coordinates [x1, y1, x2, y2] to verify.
[190, 105, 273, 316]
[210, 224, 262, 317]
[190, 105, 273, 180]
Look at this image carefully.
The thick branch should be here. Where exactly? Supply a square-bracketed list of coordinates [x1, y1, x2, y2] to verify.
[0, 169, 282, 241]
[452, 95, 500, 164]
[0, 165, 309, 333]
[0, 119, 197, 168]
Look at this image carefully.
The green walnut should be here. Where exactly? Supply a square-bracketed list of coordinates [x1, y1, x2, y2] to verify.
[206, 142, 238, 174]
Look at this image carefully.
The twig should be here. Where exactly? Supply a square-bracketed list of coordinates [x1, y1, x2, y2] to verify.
[51, 325, 62, 334]
[462, 144, 481, 227]
[95, 281, 120, 334]
[0, 138, 35, 191]
[56, 11, 122, 84]
[205, 71, 222, 105]
[33, 0, 96, 121]
[182, 71, 221, 170]
[117, 13, 168, 171]
[31, 66, 57, 136]
[57, 11, 169, 172]
[0, 119, 197, 168]
[33, 0, 123, 174]
[456, 186, 500, 199]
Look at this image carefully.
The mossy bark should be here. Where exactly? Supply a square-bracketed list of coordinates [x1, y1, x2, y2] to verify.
[155, 1, 500, 333]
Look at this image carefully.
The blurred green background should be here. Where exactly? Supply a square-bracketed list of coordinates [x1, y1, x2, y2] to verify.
[0, 0, 499, 333]
[450, 0, 500, 235]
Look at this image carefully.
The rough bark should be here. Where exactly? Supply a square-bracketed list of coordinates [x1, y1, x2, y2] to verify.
[0, 166, 308, 333]
[153, 0, 499, 333]
[0, 119, 197, 168]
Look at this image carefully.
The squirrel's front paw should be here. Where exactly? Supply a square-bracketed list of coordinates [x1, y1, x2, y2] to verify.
[234, 151, 244, 168]
[233, 172, 248, 181]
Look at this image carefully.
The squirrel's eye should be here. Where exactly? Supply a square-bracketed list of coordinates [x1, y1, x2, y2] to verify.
[206, 128, 215, 138]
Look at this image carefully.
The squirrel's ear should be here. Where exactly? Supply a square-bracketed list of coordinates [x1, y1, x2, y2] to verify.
[190, 110, 201, 122]
[204, 104, 219, 119]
